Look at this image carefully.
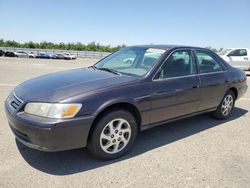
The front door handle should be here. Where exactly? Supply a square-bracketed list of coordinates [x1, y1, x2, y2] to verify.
[244, 57, 248, 60]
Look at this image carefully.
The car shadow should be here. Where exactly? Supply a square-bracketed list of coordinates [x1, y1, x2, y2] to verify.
[16, 107, 248, 175]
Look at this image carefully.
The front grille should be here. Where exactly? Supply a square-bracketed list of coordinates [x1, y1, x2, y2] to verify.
[9, 92, 24, 110]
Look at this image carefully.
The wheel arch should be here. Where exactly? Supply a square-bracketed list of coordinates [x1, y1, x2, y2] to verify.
[87, 102, 142, 142]
[228, 87, 238, 99]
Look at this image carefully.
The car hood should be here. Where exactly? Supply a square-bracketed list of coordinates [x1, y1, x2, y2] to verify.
[14, 68, 138, 102]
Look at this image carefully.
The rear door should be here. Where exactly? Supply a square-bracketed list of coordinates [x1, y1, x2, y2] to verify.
[194, 50, 229, 111]
[150, 49, 200, 124]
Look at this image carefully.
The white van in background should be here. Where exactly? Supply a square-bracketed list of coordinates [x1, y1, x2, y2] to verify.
[219, 48, 250, 70]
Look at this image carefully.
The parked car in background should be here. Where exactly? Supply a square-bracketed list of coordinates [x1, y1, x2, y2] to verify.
[51, 53, 65, 59]
[219, 48, 250, 70]
[5, 45, 248, 160]
[36, 52, 51, 59]
[14, 51, 29, 58]
[64, 53, 76, 60]
[0, 49, 5, 56]
[28, 52, 37, 58]
[4, 51, 16, 57]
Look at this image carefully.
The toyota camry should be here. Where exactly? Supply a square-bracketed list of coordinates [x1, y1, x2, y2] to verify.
[5, 45, 248, 160]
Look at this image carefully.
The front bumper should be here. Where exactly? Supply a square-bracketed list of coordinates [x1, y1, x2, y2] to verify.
[5, 101, 95, 152]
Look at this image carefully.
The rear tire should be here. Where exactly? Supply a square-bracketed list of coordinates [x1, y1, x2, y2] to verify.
[87, 110, 137, 160]
[213, 90, 235, 120]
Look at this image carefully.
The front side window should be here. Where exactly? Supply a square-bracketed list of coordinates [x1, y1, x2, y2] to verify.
[95, 47, 166, 77]
[195, 50, 222, 73]
[228, 49, 247, 56]
[157, 50, 196, 79]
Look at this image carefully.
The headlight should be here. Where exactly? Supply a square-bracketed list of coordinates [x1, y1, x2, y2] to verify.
[24, 103, 82, 119]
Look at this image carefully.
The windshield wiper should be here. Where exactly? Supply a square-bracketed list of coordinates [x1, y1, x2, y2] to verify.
[90, 65, 98, 69]
[94, 66, 121, 75]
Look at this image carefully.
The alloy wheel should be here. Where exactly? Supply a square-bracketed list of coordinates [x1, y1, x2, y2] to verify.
[221, 95, 234, 116]
[100, 118, 131, 154]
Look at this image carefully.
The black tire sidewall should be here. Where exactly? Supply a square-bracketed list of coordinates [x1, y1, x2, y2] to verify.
[214, 90, 235, 119]
[88, 110, 137, 160]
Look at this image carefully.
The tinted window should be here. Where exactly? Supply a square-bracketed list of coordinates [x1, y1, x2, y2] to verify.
[195, 50, 222, 73]
[228, 49, 247, 56]
[158, 50, 196, 79]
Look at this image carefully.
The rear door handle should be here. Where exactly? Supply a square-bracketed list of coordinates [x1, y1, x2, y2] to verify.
[244, 57, 248, 60]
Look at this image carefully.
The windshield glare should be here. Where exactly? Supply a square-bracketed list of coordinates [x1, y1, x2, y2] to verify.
[95, 47, 166, 77]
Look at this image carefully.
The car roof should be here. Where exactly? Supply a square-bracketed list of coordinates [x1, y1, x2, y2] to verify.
[129, 44, 203, 50]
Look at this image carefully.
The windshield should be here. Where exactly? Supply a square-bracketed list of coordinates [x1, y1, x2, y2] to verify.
[218, 49, 232, 55]
[94, 47, 166, 77]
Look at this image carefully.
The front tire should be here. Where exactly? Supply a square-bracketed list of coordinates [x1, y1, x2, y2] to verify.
[213, 90, 235, 119]
[87, 110, 137, 160]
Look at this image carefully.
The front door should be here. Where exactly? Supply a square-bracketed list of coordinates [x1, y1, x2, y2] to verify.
[150, 50, 200, 124]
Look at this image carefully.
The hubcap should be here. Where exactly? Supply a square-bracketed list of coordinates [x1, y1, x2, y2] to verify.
[100, 118, 131, 154]
[221, 95, 234, 116]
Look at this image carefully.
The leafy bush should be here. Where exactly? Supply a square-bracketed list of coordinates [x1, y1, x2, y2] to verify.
[0, 39, 126, 52]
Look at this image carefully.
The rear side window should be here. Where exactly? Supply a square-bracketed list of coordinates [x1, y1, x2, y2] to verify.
[195, 50, 222, 74]
[228, 49, 247, 56]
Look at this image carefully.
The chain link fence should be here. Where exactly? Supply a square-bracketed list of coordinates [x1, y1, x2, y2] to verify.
[0, 47, 111, 58]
